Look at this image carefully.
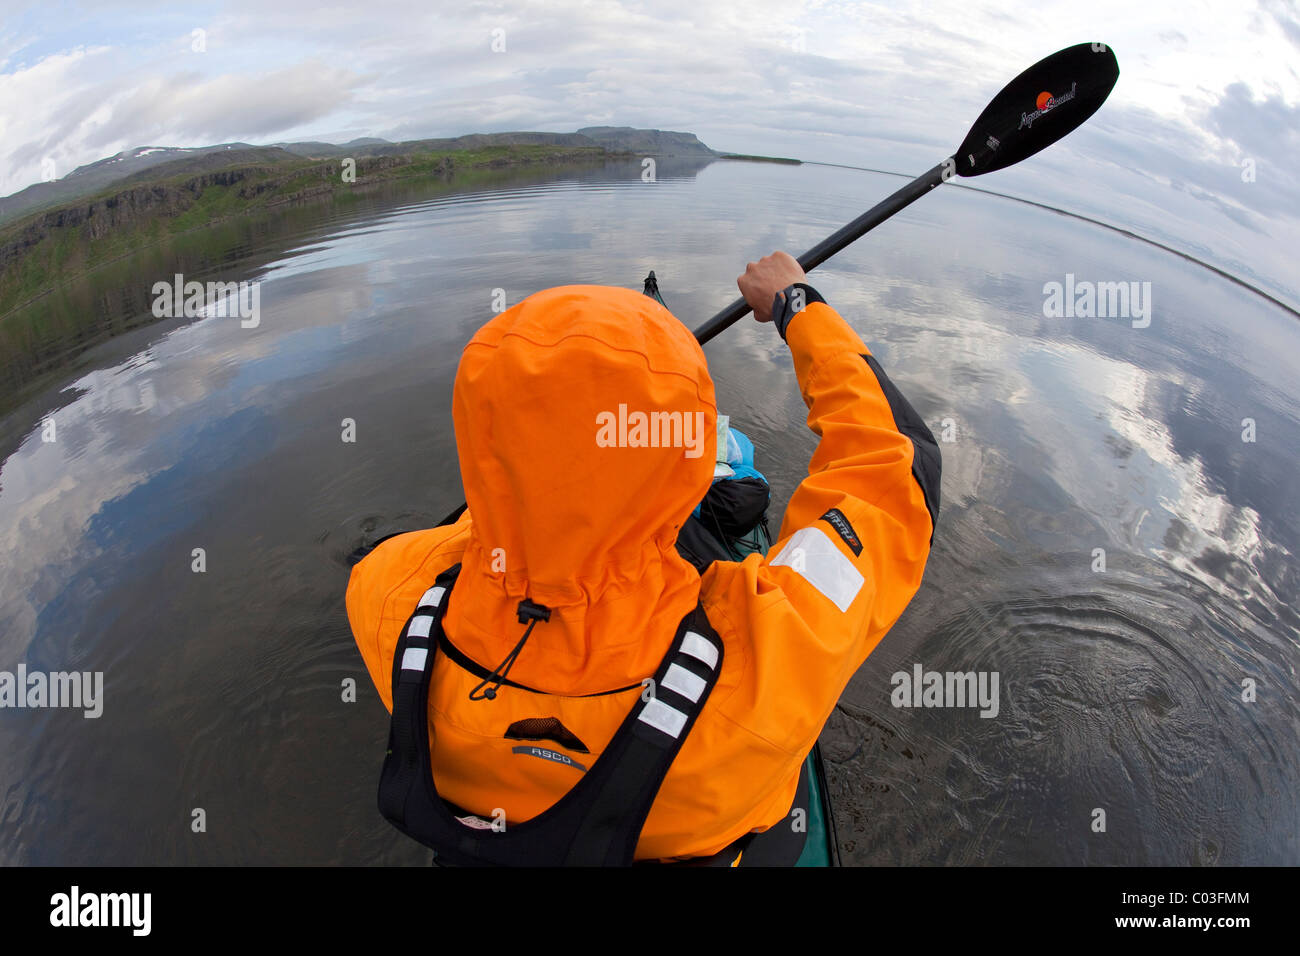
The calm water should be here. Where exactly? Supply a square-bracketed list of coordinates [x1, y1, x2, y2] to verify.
[1, 158, 1297, 864]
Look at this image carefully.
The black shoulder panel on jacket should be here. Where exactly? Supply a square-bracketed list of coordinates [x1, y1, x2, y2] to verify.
[860, 354, 941, 538]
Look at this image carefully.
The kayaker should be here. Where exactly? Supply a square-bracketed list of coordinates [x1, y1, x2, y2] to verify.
[347, 250, 940, 865]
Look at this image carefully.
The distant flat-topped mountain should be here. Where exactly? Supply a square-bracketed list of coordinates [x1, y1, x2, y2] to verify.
[0, 128, 717, 225]
[274, 128, 715, 159]
[576, 127, 715, 156]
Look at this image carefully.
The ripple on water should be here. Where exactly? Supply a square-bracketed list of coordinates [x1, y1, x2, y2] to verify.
[827, 557, 1300, 865]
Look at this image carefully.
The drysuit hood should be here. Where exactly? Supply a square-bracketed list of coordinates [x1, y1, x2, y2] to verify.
[447, 285, 717, 694]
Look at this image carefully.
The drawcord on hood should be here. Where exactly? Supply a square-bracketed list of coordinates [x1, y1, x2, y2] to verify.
[468, 599, 552, 701]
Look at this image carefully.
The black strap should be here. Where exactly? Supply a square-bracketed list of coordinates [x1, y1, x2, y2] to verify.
[378, 566, 725, 866]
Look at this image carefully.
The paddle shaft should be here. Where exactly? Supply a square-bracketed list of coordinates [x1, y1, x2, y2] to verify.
[692, 160, 950, 345]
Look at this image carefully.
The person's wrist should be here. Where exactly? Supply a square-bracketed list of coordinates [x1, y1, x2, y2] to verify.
[771, 283, 825, 340]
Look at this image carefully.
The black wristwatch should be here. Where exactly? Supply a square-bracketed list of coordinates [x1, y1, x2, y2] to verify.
[770, 283, 825, 340]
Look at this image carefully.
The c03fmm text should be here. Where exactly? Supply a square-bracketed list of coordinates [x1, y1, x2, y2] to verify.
[49, 886, 151, 936]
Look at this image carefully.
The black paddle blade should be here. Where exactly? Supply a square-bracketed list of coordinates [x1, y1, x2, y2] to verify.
[955, 42, 1119, 177]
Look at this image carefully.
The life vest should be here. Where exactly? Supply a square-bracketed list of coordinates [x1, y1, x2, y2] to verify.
[380, 562, 730, 866]
[377, 558, 817, 867]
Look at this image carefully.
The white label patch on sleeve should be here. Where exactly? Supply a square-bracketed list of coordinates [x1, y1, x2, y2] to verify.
[771, 527, 865, 612]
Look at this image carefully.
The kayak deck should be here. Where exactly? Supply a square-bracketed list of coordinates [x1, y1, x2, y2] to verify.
[796, 742, 841, 867]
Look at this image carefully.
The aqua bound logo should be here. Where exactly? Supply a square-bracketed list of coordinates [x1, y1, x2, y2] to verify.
[1019, 82, 1077, 129]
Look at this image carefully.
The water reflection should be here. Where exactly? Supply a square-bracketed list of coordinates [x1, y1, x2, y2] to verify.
[1, 159, 1296, 864]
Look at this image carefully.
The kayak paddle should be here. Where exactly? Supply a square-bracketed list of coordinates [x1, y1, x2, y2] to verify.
[692, 41, 1120, 344]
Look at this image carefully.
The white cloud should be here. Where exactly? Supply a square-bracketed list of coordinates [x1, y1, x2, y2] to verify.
[1, 0, 1297, 305]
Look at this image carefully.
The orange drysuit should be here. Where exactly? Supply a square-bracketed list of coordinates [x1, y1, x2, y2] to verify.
[348, 284, 939, 861]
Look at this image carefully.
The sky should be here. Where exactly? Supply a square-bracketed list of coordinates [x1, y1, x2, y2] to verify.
[2, 0, 1298, 307]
